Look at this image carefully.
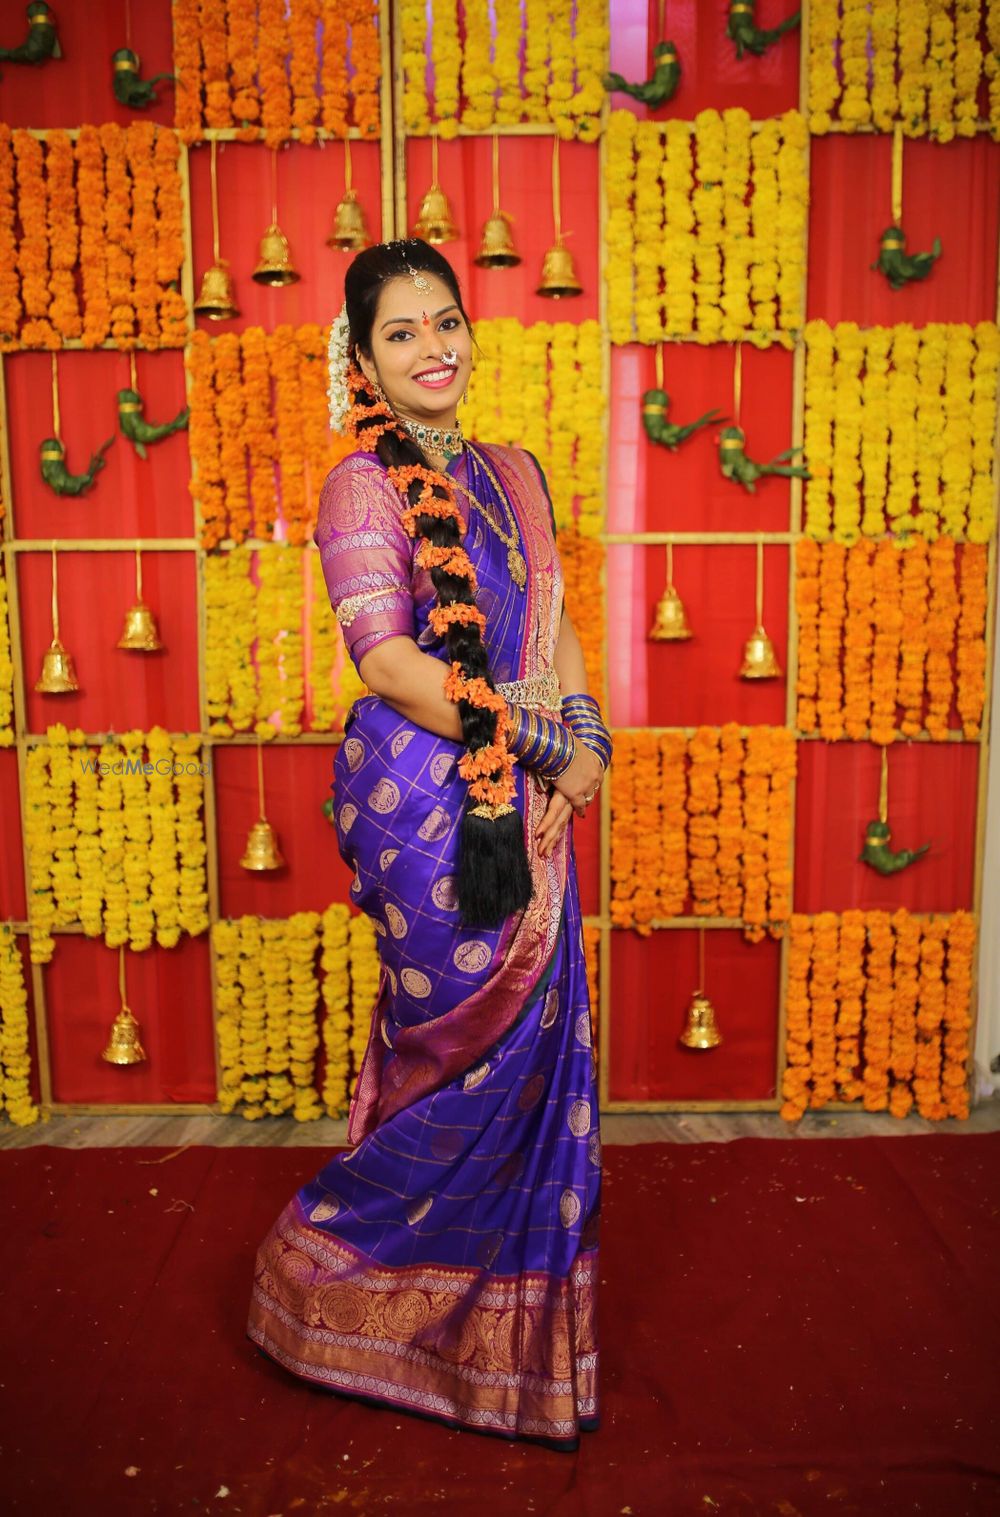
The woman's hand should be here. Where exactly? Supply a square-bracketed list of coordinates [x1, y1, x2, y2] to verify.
[534, 789, 576, 857]
[549, 740, 605, 813]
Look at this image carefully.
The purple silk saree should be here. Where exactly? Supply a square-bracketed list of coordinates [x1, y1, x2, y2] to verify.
[246, 442, 601, 1450]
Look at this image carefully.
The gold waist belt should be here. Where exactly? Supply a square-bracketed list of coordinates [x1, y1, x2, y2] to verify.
[496, 666, 562, 711]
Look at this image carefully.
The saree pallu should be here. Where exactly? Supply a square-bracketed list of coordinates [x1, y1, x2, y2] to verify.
[247, 443, 601, 1449]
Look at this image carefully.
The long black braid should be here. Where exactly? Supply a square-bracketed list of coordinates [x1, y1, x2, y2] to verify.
[344, 239, 533, 927]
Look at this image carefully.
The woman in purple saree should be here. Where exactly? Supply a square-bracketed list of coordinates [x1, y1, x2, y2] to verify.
[247, 241, 609, 1451]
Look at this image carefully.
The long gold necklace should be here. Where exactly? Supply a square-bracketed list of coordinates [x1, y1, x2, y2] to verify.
[444, 442, 527, 591]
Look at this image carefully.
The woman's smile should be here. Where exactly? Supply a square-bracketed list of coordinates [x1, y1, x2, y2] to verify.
[412, 366, 458, 389]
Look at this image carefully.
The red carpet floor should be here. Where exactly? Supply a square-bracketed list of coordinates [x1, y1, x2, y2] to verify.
[1, 1134, 999, 1517]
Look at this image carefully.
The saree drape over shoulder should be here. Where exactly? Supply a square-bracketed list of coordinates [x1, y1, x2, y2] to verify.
[246, 443, 601, 1450]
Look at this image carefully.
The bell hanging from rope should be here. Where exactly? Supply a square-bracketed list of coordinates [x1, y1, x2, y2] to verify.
[536, 238, 582, 298]
[252, 223, 301, 286]
[101, 1005, 147, 1065]
[739, 624, 782, 679]
[678, 989, 722, 1049]
[327, 188, 370, 251]
[117, 602, 163, 652]
[34, 635, 79, 693]
[412, 181, 459, 244]
[649, 583, 693, 641]
[474, 210, 521, 268]
[193, 259, 239, 320]
[240, 817, 285, 871]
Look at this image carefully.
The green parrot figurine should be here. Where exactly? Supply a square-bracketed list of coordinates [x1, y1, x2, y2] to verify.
[604, 41, 681, 107]
[0, 2, 61, 73]
[39, 434, 114, 496]
[726, 0, 800, 60]
[642, 388, 723, 450]
[719, 425, 810, 493]
[871, 226, 942, 291]
[859, 819, 930, 875]
[111, 47, 177, 110]
[117, 388, 190, 459]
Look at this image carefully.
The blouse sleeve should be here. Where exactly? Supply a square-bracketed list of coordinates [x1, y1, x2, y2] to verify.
[313, 455, 417, 672]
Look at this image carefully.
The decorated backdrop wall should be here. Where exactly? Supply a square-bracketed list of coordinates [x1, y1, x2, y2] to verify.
[0, 0, 997, 1128]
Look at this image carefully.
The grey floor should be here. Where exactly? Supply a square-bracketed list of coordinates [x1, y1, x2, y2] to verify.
[3, 1096, 999, 1148]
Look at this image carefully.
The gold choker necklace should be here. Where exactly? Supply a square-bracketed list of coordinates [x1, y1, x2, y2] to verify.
[397, 414, 465, 456]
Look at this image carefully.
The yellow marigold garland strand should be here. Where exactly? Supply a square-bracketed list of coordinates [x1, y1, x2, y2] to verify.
[0, 927, 38, 1127]
[320, 903, 351, 1115]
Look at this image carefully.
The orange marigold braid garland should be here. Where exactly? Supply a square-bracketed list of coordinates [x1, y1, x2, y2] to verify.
[342, 357, 518, 817]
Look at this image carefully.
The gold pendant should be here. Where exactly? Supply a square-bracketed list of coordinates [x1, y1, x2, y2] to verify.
[508, 546, 527, 589]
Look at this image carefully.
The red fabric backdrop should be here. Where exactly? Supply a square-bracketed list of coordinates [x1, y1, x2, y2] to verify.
[0, 0, 996, 1106]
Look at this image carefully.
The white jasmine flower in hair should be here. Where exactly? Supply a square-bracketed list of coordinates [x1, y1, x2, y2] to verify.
[327, 302, 352, 433]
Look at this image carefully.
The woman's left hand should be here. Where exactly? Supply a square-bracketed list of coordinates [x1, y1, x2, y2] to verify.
[534, 789, 578, 858]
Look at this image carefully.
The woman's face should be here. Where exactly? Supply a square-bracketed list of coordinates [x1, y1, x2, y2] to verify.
[356, 270, 472, 428]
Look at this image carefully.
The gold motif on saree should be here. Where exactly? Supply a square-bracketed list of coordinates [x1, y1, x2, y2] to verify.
[418, 805, 451, 841]
[379, 847, 399, 872]
[406, 1194, 433, 1225]
[518, 1073, 545, 1111]
[431, 875, 459, 910]
[567, 1099, 591, 1136]
[338, 802, 358, 833]
[463, 1061, 490, 1090]
[400, 967, 432, 998]
[559, 1189, 581, 1228]
[380, 1015, 393, 1047]
[588, 1132, 602, 1166]
[453, 940, 491, 974]
[368, 777, 401, 812]
[541, 988, 559, 1028]
[390, 729, 415, 757]
[429, 1128, 464, 1161]
[351, 863, 361, 893]
[430, 752, 456, 785]
[385, 903, 407, 937]
[387, 966, 398, 993]
[309, 1195, 342, 1223]
[384, 1289, 432, 1335]
[495, 1152, 524, 1187]
[343, 737, 365, 771]
[574, 1011, 592, 1047]
[317, 1281, 368, 1333]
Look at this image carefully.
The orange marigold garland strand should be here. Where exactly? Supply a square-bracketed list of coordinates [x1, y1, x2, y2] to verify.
[100, 124, 135, 349]
[201, 0, 232, 129]
[956, 543, 987, 738]
[290, 0, 321, 142]
[13, 130, 56, 348]
[741, 727, 770, 941]
[924, 537, 958, 738]
[914, 915, 947, 1120]
[187, 331, 226, 548]
[321, 0, 350, 137]
[229, 0, 261, 140]
[259, 0, 293, 150]
[888, 906, 919, 1118]
[0, 126, 21, 350]
[687, 725, 720, 918]
[215, 332, 250, 545]
[869, 538, 902, 746]
[816, 540, 846, 741]
[781, 914, 812, 1121]
[843, 539, 874, 739]
[125, 122, 160, 350]
[630, 730, 661, 936]
[242, 326, 279, 542]
[795, 537, 819, 733]
[347, 0, 382, 138]
[173, 0, 203, 144]
[862, 909, 892, 1113]
[47, 131, 82, 343]
[716, 722, 744, 922]
[835, 907, 865, 1103]
[766, 727, 795, 935]
[897, 538, 929, 738]
[943, 911, 974, 1120]
[610, 734, 637, 928]
[76, 125, 111, 349]
[154, 128, 188, 347]
[809, 911, 838, 1108]
[658, 731, 687, 919]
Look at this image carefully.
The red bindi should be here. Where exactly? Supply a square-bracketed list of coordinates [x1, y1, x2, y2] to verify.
[421, 310, 430, 327]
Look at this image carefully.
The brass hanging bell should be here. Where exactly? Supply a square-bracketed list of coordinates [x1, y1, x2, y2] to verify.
[193, 259, 239, 320]
[101, 1005, 147, 1065]
[649, 583, 693, 641]
[252, 222, 301, 285]
[412, 182, 459, 244]
[240, 817, 285, 870]
[327, 188, 370, 251]
[739, 624, 782, 679]
[474, 210, 521, 268]
[117, 602, 163, 652]
[536, 238, 583, 298]
[35, 635, 79, 693]
[679, 989, 722, 1049]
